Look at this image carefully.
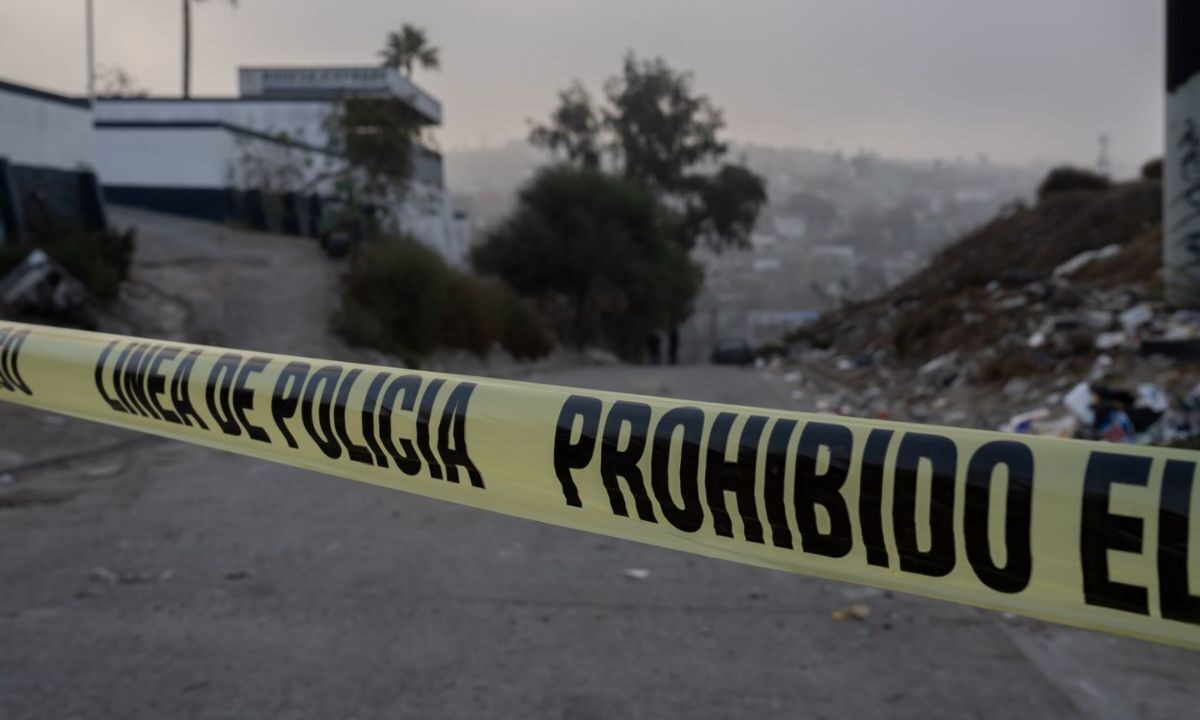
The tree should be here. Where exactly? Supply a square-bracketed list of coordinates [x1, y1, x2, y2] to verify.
[531, 53, 767, 254]
[96, 65, 147, 98]
[528, 82, 602, 170]
[473, 165, 699, 357]
[604, 55, 727, 196]
[379, 24, 440, 79]
[524, 53, 767, 357]
[182, 0, 238, 99]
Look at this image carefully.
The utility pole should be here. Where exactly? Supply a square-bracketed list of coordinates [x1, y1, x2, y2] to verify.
[1165, 0, 1200, 307]
[182, 0, 191, 98]
[85, 0, 95, 103]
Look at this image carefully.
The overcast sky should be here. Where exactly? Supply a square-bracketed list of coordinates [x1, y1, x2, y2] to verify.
[0, 0, 1164, 171]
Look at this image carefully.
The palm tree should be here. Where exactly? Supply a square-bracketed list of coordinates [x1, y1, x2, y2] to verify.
[182, 0, 238, 98]
[378, 24, 440, 79]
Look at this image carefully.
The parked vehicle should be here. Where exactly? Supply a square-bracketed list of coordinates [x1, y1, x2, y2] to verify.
[710, 337, 755, 366]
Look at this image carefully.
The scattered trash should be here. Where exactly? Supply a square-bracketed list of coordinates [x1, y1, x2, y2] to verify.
[224, 569, 257, 581]
[917, 352, 958, 387]
[1118, 303, 1154, 333]
[1063, 382, 1096, 426]
[994, 295, 1028, 312]
[621, 568, 651, 580]
[1054, 244, 1121, 277]
[1003, 378, 1030, 400]
[1000, 408, 1078, 437]
[0, 249, 89, 322]
[831, 603, 871, 621]
[1094, 332, 1127, 350]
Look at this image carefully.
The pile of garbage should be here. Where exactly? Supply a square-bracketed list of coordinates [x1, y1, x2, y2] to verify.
[1002, 380, 1200, 446]
[779, 170, 1200, 449]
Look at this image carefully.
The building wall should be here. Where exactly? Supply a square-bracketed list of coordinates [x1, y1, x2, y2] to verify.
[96, 99, 333, 149]
[95, 98, 465, 262]
[96, 126, 233, 188]
[0, 80, 105, 240]
[0, 81, 93, 171]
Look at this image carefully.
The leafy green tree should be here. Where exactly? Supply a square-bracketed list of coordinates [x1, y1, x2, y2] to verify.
[379, 24, 440, 79]
[528, 82, 602, 170]
[473, 165, 698, 357]
[525, 54, 766, 355]
[531, 53, 767, 252]
[603, 55, 727, 196]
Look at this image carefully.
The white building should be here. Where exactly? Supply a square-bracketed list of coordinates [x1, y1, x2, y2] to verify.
[93, 66, 469, 265]
[0, 77, 106, 242]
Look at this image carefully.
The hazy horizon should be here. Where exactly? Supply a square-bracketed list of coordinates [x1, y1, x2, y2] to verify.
[0, 0, 1164, 174]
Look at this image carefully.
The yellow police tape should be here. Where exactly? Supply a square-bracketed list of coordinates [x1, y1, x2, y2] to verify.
[0, 320, 1197, 648]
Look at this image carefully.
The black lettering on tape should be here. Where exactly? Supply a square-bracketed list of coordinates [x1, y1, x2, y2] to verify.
[130, 344, 162, 420]
[171, 349, 207, 429]
[416, 378, 445, 479]
[0, 328, 11, 392]
[552, 394, 602, 508]
[437, 382, 484, 488]
[651, 406, 704, 532]
[599, 400, 656, 522]
[1081, 451, 1150, 615]
[95, 340, 127, 412]
[1158, 459, 1200, 625]
[964, 441, 1034, 594]
[0, 328, 31, 395]
[232, 356, 271, 443]
[764, 418, 797, 549]
[793, 421, 854, 558]
[893, 433, 957, 577]
[205, 353, 243, 436]
[302, 364, 342, 459]
[859, 429, 894, 568]
[332, 368, 372, 463]
[378, 374, 422, 475]
[147, 346, 182, 424]
[705, 412, 767, 544]
[271, 361, 310, 447]
[360, 372, 390, 467]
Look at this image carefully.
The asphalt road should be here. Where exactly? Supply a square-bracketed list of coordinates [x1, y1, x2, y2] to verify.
[1, 209, 1197, 719]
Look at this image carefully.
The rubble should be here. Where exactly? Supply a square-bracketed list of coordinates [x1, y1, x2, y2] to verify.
[1053, 244, 1121, 277]
[779, 174, 1199, 450]
[0, 249, 90, 323]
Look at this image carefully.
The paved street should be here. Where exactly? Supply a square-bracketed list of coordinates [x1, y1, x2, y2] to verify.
[1, 209, 1197, 719]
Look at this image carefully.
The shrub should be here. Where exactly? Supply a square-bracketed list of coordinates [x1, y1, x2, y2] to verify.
[491, 282, 554, 360]
[333, 237, 448, 364]
[0, 215, 135, 302]
[1036, 166, 1111, 201]
[334, 235, 552, 365]
[473, 164, 698, 358]
[1141, 157, 1163, 180]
